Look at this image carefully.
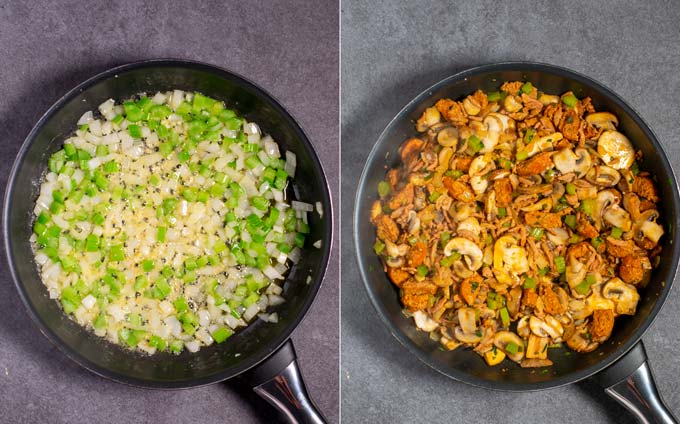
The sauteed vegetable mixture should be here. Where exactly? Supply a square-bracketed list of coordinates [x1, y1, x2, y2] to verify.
[371, 81, 664, 368]
[32, 91, 314, 354]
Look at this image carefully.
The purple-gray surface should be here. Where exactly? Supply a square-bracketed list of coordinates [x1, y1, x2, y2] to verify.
[0, 1, 338, 423]
[341, 1, 680, 423]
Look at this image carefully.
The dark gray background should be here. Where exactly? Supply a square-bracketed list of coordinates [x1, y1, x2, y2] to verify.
[0, 1, 338, 423]
[341, 1, 680, 423]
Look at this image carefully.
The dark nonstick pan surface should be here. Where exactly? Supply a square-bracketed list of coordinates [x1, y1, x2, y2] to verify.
[354, 62, 680, 391]
[4, 60, 333, 389]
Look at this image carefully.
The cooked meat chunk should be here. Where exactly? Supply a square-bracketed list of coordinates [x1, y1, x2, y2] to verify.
[632, 176, 659, 202]
[406, 242, 428, 268]
[576, 212, 599, 238]
[435, 98, 468, 127]
[388, 183, 414, 210]
[375, 215, 399, 243]
[524, 211, 562, 229]
[459, 277, 481, 306]
[442, 176, 475, 202]
[493, 178, 514, 208]
[516, 152, 554, 176]
[591, 309, 615, 342]
[386, 267, 410, 287]
[619, 255, 651, 285]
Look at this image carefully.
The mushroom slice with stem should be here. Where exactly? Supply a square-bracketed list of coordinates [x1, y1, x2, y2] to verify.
[444, 237, 484, 272]
[416, 107, 441, 132]
[598, 130, 635, 170]
[566, 324, 599, 353]
[454, 326, 482, 344]
[633, 209, 664, 245]
[437, 126, 459, 148]
[602, 278, 640, 315]
[493, 331, 525, 362]
[523, 132, 563, 158]
[413, 310, 439, 332]
[458, 307, 477, 335]
[529, 315, 564, 340]
[586, 165, 621, 187]
[517, 316, 531, 338]
[586, 112, 619, 130]
[553, 148, 592, 177]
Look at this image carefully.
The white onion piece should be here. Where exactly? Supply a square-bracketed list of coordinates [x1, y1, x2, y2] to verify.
[285, 151, 297, 177]
[77, 111, 93, 125]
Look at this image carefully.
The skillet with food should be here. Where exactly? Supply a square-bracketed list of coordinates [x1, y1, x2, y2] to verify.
[4, 59, 332, 424]
[354, 62, 679, 423]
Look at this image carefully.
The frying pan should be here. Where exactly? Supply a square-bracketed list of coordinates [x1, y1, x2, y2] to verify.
[354, 62, 680, 423]
[3, 59, 332, 424]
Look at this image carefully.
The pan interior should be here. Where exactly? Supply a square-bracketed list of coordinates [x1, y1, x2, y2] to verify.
[5, 61, 332, 387]
[355, 63, 679, 389]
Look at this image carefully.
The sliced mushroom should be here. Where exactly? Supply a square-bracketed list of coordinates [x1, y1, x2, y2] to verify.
[493, 331, 525, 362]
[520, 197, 552, 212]
[458, 307, 477, 335]
[493, 236, 530, 286]
[538, 94, 560, 105]
[416, 107, 441, 132]
[469, 153, 496, 177]
[482, 113, 515, 152]
[566, 324, 599, 353]
[449, 202, 476, 222]
[553, 148, 592, 177]
[462, 96, 482, 116]
[436, 126, 459, 148]
[633, 209, 664, 244]
[457, 217, 481, 235]
[436, 147, 454, 173]
[568, 299, 592, 320]
[506, 286, 523, 317]
[385, 257, 404, 268]
[413, 310, 439, 332]
[598, 131, 635, 170]
[586, 165, 621, 187]
[586, 112, 618, 130]
[602, 278, 640, 315]
[444, 237, 484, 271]
[523, 132, 562, 158]
[517, 316, 531, 338]
[454, 326, 482, 344]
[406, 211, 421, 235]
[504, 95, 523, 113]
[385, 240, 409, 257]
[546, 227, 569, 246]
[529, 315, 564, 339]
[586, 287, 615, 313]
[595, 189, 630, 230]
[470, 175, 489, 195]
[603, 204, 632, 231]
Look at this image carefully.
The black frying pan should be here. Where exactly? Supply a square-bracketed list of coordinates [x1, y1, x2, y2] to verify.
[354, 62, 679, 423]
[3, 59, 333, 424]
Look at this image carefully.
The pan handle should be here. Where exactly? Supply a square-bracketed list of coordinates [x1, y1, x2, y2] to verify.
[592, 341, 677, 424]
[240, 339, 327, 424]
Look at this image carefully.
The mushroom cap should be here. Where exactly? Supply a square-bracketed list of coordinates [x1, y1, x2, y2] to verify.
[586, 112, 619, 130]
[413, 310, 439, 332]
[602, 277, 640, 315]
[444, 237, 484, 271]
[493, 331, 525, 362]
[598, 130, 635, 170]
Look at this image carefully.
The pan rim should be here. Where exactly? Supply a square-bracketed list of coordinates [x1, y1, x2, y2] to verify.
[3, 58, 334, 389]
[353, 60, 680, 391]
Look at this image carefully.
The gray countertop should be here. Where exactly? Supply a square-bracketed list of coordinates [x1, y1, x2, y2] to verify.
[0, 1, 338, 423]
[341, 1, 680, 423]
